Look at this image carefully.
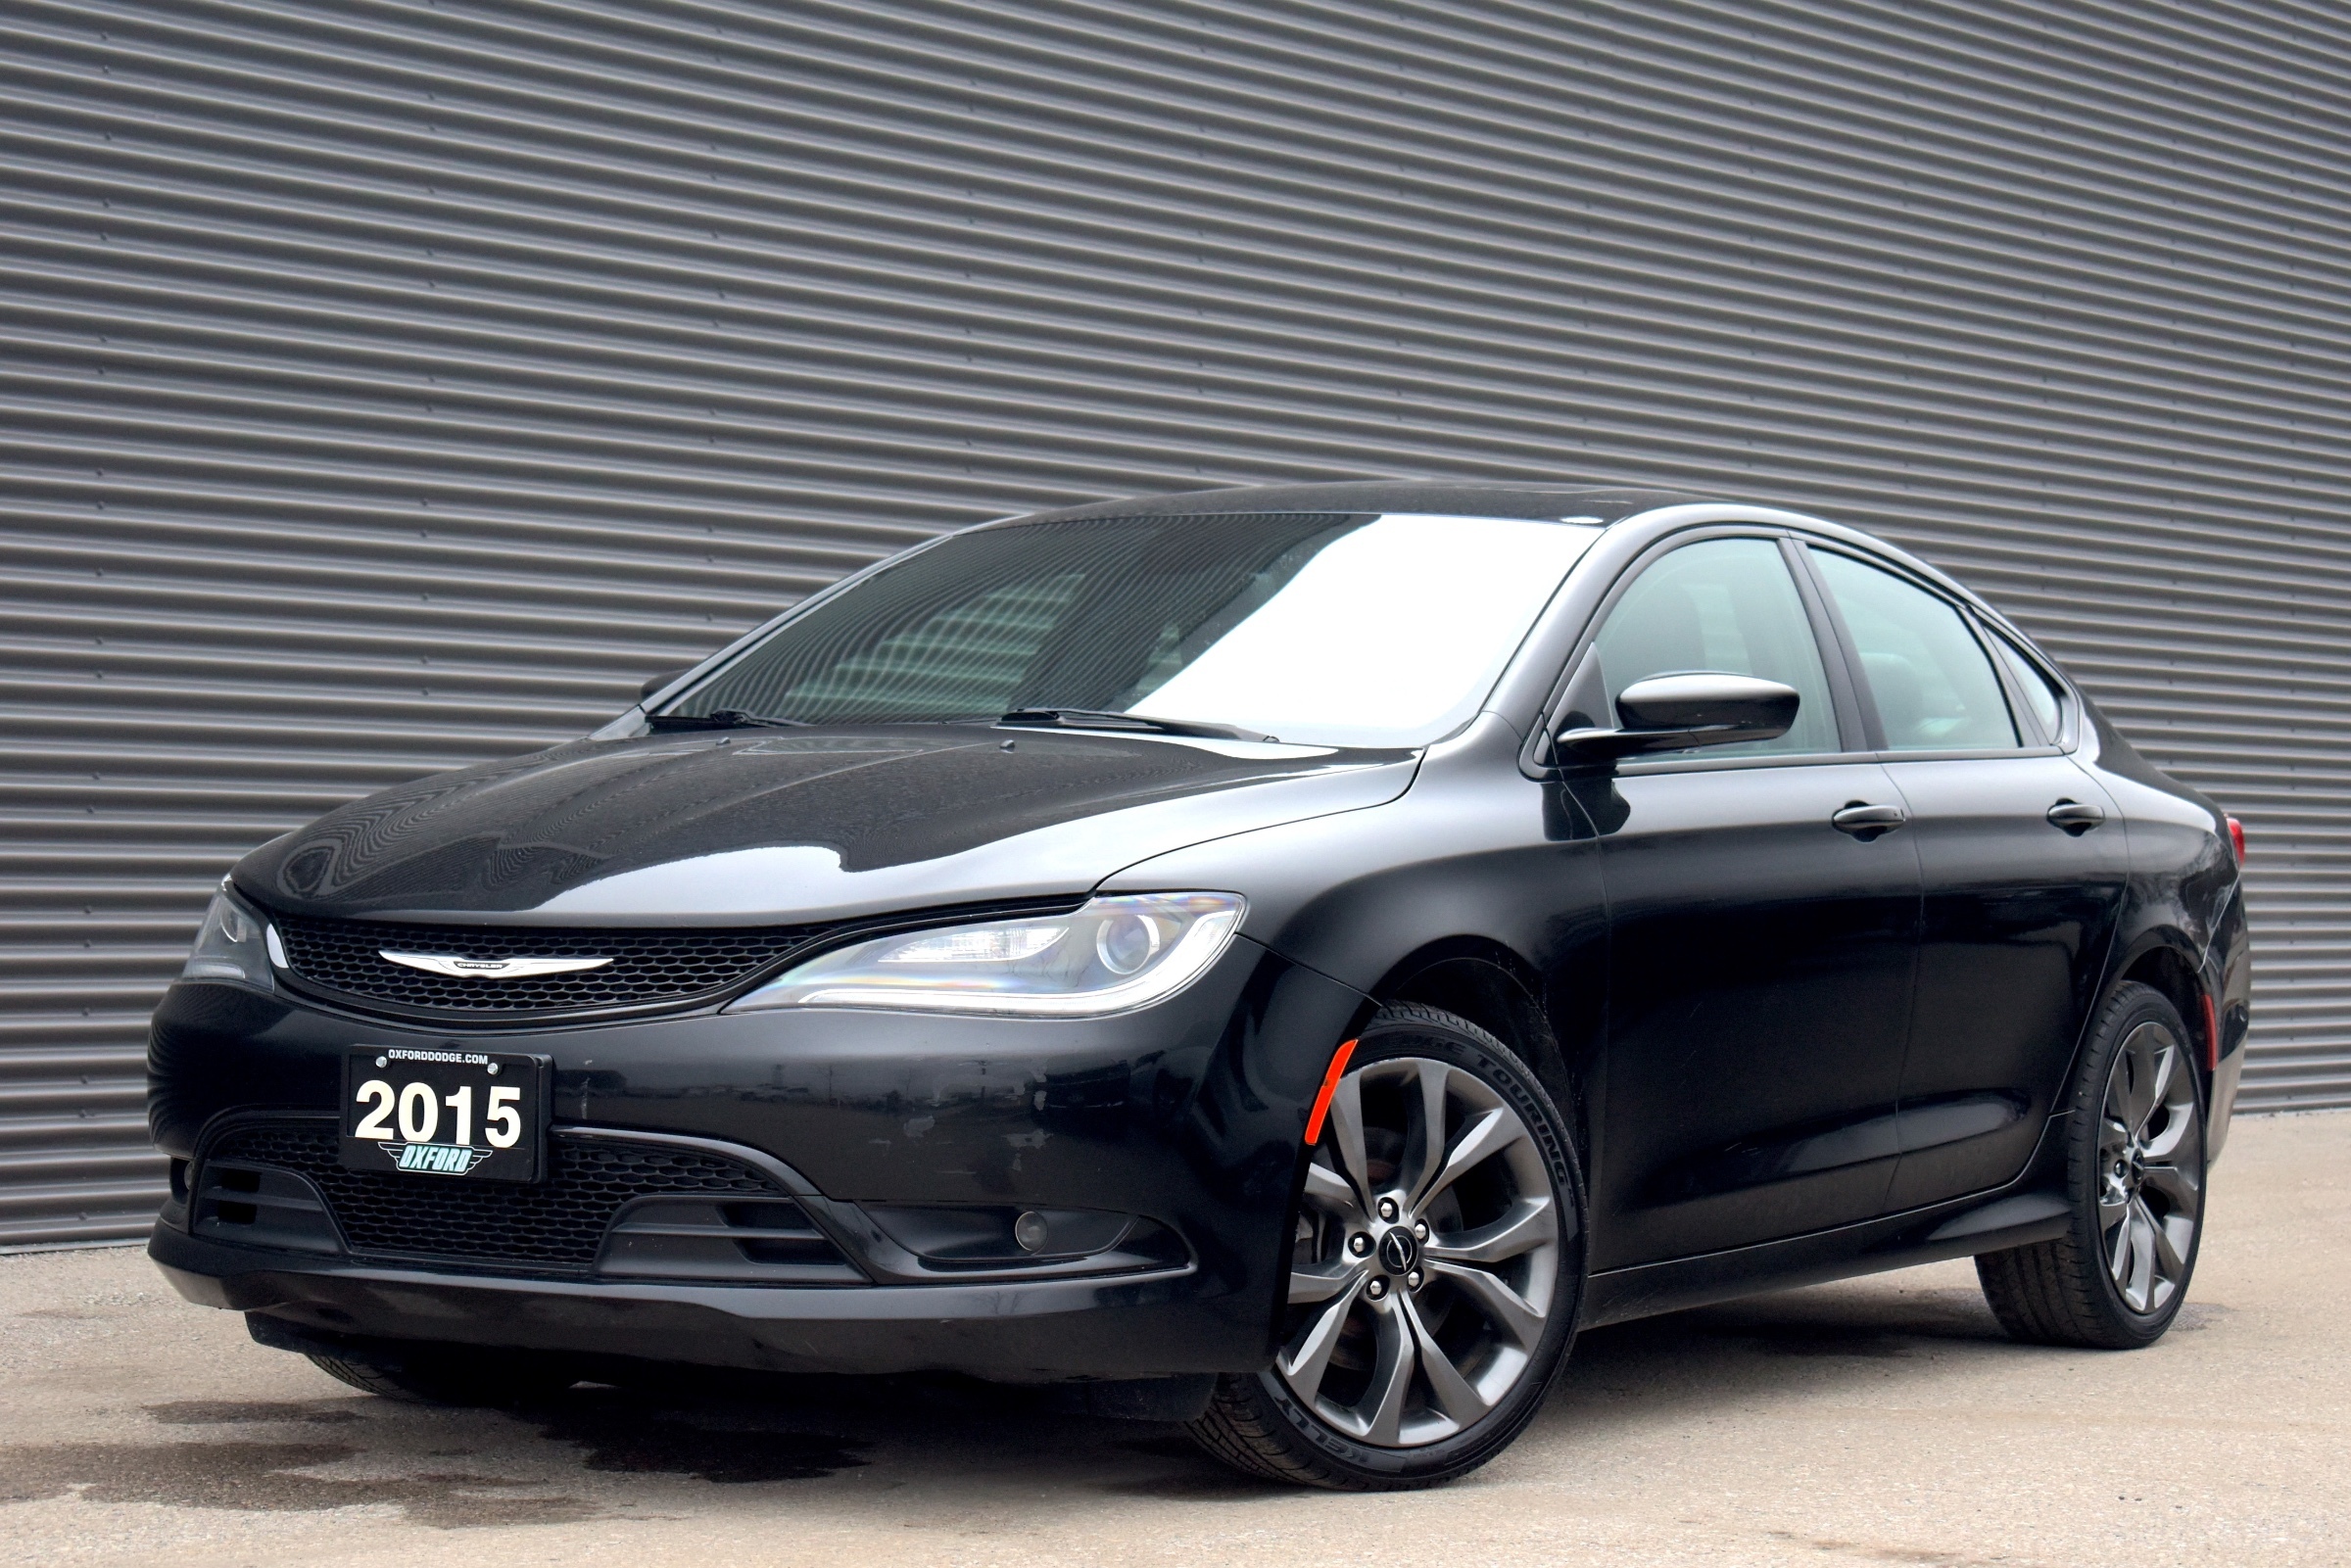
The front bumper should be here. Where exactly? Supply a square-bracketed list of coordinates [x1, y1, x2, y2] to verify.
[149, 1223, 1240, 1378]
[146, 937, 1368, 1378]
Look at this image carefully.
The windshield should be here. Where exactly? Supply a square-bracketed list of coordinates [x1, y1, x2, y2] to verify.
[662, 510, 1604, 748]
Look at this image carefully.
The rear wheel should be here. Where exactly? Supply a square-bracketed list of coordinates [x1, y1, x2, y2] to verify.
[1186, 1005, 1584, 1490]
[1977, 981, 2206, 1349]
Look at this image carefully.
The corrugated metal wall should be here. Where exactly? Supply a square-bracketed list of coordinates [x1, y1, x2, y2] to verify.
[4, 0, 2347, 1248]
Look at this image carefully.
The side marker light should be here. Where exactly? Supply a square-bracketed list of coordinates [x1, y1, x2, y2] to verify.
[2202, 992, 2221, 1073]
[1303, 1039, 1359, 1146]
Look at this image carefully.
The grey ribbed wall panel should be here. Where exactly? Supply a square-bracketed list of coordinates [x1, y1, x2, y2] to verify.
[2, 0, 2346, 1246]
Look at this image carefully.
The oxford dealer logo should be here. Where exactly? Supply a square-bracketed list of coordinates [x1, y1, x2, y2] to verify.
[390, 1141, 493, 1174]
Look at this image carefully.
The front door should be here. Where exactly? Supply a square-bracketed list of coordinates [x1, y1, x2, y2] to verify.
[1582, 537, 1923, 1271]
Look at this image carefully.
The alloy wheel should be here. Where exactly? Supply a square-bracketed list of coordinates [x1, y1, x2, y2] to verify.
[1281, 1055, 1561, 1448]
[2098, 1020, 2203, 1315]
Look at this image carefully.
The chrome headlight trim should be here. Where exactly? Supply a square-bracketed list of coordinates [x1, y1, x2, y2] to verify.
[725, 892, 1246, 1019]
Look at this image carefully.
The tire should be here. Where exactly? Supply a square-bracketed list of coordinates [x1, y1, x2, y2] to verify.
[1977, 980, 2208, 1350]
[306, 1342, 579, 1405]
[1186, 1004, 1586, 1490]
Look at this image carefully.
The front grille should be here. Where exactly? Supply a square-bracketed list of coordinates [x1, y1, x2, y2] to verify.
[206, 1123, 803, 1272]
[268, 913, 817, 1018]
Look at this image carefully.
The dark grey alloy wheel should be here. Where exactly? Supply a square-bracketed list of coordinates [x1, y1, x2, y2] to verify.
[1187, 1005, 1584, 1489]
[1978, 981, 2207, 1350]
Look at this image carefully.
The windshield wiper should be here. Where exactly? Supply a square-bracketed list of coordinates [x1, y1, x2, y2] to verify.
[998, 708, 1274, 742]
[645, 708, 810, 732]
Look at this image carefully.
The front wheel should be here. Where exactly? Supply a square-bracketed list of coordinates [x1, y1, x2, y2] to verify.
[1977, 980, 2207, 1350]
[1186, 1005, 1585, 1490]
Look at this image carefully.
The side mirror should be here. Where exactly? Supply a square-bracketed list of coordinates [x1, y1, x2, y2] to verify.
[640, 668, 695, 703]
[1557, 672, 1799, 760]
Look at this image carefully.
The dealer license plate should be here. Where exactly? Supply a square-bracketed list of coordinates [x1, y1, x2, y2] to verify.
[339, 1047, 550, 1182]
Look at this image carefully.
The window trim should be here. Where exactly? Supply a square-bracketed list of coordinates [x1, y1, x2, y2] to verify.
[1976, 614, 2054, 747]
[1777, 535, 1870, 750]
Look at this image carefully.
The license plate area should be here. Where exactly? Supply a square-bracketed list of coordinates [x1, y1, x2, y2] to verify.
[339, 1048, 550, 1182]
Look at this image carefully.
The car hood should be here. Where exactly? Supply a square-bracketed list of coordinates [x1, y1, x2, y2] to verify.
[234, 727, 1419, 925]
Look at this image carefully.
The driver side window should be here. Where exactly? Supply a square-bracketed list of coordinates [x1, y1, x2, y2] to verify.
[1594, 538, 1841, 757]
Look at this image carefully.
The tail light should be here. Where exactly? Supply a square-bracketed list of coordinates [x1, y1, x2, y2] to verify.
[2227, 816, 2245, 867]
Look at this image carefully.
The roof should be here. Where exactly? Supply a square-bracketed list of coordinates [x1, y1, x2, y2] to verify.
[1003, 480, 1712, 526]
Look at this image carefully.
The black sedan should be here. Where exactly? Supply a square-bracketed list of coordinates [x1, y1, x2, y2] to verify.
[147, 482, 2248, 1489]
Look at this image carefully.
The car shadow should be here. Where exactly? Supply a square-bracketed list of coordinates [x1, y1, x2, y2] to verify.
[16, 1272, 2155, 1525]
[1537, 1275, 2016, 1429]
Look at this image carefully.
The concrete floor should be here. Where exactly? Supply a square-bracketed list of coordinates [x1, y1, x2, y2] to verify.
[4, 1111, 2344, 1568]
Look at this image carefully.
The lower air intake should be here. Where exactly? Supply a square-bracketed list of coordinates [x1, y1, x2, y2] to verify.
[204, 1123, 854, 1280]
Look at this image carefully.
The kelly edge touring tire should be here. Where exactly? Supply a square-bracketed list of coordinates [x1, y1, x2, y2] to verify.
[1977, 980, 2208, 1351]
[1187, 1003, 1587, 1490]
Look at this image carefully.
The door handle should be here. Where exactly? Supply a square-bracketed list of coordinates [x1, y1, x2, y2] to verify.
[1831, 801, 1907, 839]
[2046, 799, 2107, 834]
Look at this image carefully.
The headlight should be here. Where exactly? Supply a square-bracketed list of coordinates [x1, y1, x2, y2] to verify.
[180, 883, 275, 991]
[726, 892, 1245, 1018]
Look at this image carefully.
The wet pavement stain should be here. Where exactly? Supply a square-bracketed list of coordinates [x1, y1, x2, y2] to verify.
[0, 1440, 602, 1529]
[0, 1372, 916, 1534]
[146, 1400, 364, 1426]
[0, 1389, 869, 1528]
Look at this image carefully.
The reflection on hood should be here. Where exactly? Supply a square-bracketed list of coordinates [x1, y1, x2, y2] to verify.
[239, 728, 1416, 924]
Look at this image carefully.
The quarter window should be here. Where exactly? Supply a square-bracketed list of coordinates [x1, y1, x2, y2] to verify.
[1809, 549, 2018, 751]
[1592, 538, 1840, 757]
[1992, 636, 2065, 740]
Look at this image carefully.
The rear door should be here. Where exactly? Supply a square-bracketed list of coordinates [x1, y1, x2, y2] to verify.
[1801, 546, 2128, 1211]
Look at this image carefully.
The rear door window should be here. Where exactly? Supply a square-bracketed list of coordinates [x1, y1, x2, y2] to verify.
[1808, 549, 2018, 751]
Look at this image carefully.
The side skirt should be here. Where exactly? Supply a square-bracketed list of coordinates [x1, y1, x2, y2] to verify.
[1581, 1112, 2071, 1330]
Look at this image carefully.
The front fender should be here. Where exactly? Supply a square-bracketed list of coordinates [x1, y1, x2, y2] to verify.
[1101, 715, 1607, 1099]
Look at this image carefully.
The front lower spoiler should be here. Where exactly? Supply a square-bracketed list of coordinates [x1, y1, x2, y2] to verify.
[149, 1222, 1252, 1379]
